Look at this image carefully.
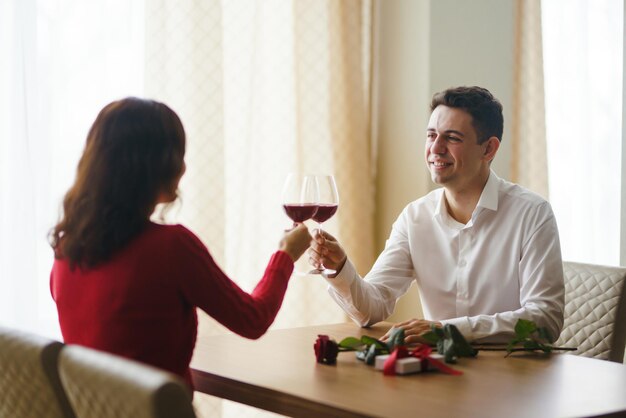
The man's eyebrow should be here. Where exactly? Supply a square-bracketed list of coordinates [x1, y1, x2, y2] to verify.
[426, 128, 466, 137]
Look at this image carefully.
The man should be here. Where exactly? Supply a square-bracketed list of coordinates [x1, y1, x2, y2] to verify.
[309, 86, 564, 343]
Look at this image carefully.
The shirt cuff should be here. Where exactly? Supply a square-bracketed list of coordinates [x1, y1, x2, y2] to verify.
[323, 258, 357, 297]
[441, 316, 473, 341]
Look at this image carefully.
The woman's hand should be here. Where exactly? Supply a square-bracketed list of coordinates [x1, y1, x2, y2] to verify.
[280, 224, 312, 262]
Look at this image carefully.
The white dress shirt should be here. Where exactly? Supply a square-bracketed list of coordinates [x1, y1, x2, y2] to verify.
[325, 171, 564, 342]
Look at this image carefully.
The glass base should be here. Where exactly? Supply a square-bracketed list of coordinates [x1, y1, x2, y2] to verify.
[308, 267, 337, 276]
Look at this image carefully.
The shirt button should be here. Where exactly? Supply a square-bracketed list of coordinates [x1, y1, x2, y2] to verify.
[459, 259, 467, 267]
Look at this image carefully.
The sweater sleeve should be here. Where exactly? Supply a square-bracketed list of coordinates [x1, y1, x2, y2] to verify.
[172, 225, 294, 339]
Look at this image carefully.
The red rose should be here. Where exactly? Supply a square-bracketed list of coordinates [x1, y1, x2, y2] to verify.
[314, 334, 339, 364]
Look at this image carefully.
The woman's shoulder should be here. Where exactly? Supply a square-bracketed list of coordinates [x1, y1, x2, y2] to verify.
[147, 222, 192, 235]
[140, 223, 218, 275]
[145, 222, 208, 252]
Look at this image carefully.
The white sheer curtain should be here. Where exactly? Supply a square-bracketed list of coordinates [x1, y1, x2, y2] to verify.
[510, 0, 549, 199]
[2, 3, 375, 416]
[143, 0, 374, 337]
[0, 0, 145, 338]
[219, 0, 375, 329]
[2, 3, 374, 416]
[542, 0, 623, 266]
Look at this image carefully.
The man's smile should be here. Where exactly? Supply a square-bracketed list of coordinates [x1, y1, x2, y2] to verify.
[429, 160, 453, 170]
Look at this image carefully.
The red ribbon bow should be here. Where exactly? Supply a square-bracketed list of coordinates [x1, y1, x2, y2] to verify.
[383, 344, 463, 376]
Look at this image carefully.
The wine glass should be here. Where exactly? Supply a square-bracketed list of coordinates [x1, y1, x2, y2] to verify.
[281, 173, 319, 226]
[309, 175, 339, 275]
[281, 173, 319, 275]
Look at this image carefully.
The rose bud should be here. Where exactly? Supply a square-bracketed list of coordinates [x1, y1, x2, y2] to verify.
[314, 334, 339, 365]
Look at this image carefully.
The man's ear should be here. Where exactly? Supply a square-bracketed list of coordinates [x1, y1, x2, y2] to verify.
[483, 136, 500, 162]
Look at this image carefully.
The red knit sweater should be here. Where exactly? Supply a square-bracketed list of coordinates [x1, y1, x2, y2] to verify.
[50, 223, 294, 388]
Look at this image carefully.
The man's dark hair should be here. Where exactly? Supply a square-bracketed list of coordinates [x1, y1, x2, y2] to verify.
[430, 86, 504, 144]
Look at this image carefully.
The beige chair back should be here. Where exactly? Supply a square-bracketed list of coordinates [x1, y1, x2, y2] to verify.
[0, 326, 75, 418]
[58, 345, 196, 418]
[555, 261, 626, 362]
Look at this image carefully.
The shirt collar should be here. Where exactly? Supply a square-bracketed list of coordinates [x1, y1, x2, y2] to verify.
[433, 169, 500, 221]
[434, 189, 446, 219]
[475, 169, 499, 212]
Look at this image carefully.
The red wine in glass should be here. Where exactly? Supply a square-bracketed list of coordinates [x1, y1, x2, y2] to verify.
[309, 175, 339, 275]
[311, 204, 338, 223]
[283, 204, 319, 223]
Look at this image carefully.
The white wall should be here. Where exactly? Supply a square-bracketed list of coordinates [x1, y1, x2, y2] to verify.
[429, 0, 514, 180]
[374, 0, 515, 322]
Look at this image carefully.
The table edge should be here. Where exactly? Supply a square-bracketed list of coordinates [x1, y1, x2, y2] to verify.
[191, 368, 379, 418]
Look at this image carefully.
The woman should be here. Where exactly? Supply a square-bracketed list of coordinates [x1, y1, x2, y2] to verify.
[50, 97, 311, 388]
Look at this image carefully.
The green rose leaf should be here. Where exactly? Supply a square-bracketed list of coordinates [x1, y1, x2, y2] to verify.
[426, 324, 477, 363]
[514, 318, 536, 339]
[432, 326, 445, 339]
[361, 335, 387, 350]
[506, 337, 522, 353]
[446, 325, 477, 357]
[363, 343, 379, 365]
[540, 344, 553, 354]
[536, 327, 553, 343]
[420, 330, 440, 345]
[437, 338, 445, 357]
[523, 340, 540, 350]
[339, 337, 365, 350]
[442, 336, 457, 363]
[353, 335, 390, 363]
[386, 328, 406, 351]
[507, 319, 557, 356]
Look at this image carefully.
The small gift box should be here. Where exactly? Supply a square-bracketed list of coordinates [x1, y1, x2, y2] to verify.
[374, 353, 445, 375]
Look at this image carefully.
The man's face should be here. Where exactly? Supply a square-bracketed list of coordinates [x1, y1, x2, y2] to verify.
[425, 105, 491, 192]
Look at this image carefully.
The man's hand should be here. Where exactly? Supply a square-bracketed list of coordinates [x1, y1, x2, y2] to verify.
[380, 318, 443, 344]
[307, 230, 347, 274]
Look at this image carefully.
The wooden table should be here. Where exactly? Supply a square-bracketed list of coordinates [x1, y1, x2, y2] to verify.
[190, 322, 626, 418]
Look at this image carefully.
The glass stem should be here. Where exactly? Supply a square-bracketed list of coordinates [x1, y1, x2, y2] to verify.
[318, 222, 324, 270]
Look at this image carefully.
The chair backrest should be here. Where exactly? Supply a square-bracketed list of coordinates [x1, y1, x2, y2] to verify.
[0, 325, 75, 418]
[58, 345, 196, 418]
[555, 261, 626, 362]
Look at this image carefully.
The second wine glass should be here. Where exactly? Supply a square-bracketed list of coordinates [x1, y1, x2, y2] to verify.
[309, 175, 339, 275]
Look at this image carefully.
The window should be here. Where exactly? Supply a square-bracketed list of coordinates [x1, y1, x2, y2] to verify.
[543, 0, 624, 265]
[0, 0, 144, 337]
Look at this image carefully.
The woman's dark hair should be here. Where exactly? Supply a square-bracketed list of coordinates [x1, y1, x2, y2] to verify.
[430, 86, 504, 144]
[50, 97, 186, 267]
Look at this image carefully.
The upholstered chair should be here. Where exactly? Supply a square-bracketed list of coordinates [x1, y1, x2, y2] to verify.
[58, 345, 196, 418]
[555, 261, 626, 362]
[0, 326, 75, 418]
